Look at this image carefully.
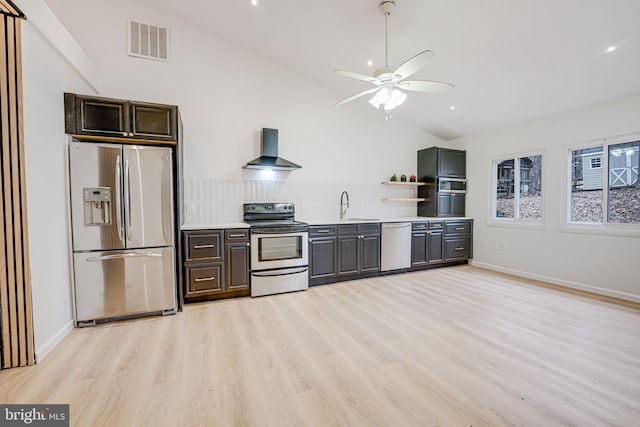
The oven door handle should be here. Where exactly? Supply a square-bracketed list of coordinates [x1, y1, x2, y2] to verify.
[251, 266, 308, 277]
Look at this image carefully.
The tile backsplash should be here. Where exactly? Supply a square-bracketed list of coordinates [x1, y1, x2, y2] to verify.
[184, 178, 419, 223]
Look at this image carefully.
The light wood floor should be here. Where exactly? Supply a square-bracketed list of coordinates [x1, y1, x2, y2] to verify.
[1, 266, 640, 426]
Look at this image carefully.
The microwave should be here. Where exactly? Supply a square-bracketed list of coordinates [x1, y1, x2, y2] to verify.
[438, 177, 467, 193]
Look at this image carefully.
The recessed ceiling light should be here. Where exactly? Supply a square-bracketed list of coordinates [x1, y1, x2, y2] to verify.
[606, 45, 617, 53]
[450, 105, 456, 110]
[367, 59, 373, 66]
[251, 0, 258, 6]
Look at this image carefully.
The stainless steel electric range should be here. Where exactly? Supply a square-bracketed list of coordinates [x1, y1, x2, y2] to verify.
[243, 203, 308, 297]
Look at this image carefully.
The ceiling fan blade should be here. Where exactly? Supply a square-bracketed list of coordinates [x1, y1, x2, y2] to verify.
[333, 87, 380, 107]
[392, 50, 436, 81]
[395, 80, 454, 93]
[334, 69, 381, 85]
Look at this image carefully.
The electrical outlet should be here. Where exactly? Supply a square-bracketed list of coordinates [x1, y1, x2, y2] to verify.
[186, 203, 195, 214]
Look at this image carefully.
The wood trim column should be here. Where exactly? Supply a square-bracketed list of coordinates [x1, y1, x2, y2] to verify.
[0, 5, 34, 369]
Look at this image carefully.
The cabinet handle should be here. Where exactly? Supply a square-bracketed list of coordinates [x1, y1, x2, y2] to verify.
[194, 277, 215, 282]
[122, 132, 128, 137]
[455, 227, 465, 231]
[454, 247, 465, 251]
[193, 244, 214, 249]
[228, 233, 245, 238]
[129, 132, 134, 137]
[246, 242, 250, 247]
[316, 230, 331, 233]
[427, 230, 432, 235]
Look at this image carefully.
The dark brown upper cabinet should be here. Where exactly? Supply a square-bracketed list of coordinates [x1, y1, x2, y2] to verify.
[65, 93, 177, 142]
[437, 148, 466, 178]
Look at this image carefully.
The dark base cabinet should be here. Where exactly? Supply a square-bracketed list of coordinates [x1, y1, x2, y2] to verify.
[183, 229, 250, 302]
[309, 223, 380, 286]
[411, 221, 445, 268]
[444, 220, 473, 261]
[309, 225, 338, 285]
[338, 223, 380, 279]
[411, 219, 472, 270]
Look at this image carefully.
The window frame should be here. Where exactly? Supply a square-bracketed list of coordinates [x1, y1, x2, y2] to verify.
[489, 149, 546, 228]
[562, 132, 640, 237]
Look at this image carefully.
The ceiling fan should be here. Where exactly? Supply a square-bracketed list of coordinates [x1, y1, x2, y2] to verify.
[334, 1, 453, 114]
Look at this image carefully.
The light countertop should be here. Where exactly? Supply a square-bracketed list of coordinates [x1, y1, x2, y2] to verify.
[181, 222, 249, 230]
[181, 217, 472, 230]
[301, 217, 472, 225]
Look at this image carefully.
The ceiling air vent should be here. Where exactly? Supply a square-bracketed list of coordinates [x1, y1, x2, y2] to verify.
[128, 20, 169, 62]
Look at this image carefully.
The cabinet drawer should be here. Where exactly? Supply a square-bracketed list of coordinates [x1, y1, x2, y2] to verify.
[412, 222, 428, 231]
[338, 223, 380, 236]
[185, 264, 224, 295]
[185, 231, 222, 261]
[309, 225, 337, 237]
[225, 229, 250, 242]
[338, 224, 359, 236]
[445, 221, 471, 236]
[444, 238, 471, 260]
[429, 221, 444, 230]
[361, 223, 380, 234]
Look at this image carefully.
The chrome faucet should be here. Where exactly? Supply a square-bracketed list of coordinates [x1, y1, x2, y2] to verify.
[340, 191, 350, 219]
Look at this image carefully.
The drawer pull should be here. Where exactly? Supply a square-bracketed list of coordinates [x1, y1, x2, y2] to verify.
[193, 244, 214, 249]
[194, 277, 215, 282]
[455, 227, 465, 231]
[454, 247, 465, 251]
[316, 230, 331, 233]
[228, 233, 245, 238]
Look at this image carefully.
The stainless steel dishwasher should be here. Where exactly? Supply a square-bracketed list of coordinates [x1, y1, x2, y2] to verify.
[381, 222, 412, 271]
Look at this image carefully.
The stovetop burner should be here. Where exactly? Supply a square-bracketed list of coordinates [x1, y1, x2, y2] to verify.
[243, 203, 307, 232]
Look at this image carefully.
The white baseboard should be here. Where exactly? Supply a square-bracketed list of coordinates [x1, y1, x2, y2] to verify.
[35, 319, 74, 364]
[470, 260, 640, 304]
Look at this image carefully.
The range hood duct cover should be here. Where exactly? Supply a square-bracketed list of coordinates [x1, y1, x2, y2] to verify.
[243, 128, 302, 170]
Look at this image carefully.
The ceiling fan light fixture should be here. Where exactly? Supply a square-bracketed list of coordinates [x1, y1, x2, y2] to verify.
[333, 1, 453, 113]
[375, 87, 391, 103]
[391, 89, 407, 105]
[368, 96, 382, 109]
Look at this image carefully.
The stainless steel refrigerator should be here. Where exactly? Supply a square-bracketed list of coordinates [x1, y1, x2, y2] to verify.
[69, 141, 176, 325]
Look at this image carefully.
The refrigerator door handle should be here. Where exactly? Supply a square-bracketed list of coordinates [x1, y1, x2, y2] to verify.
[115, 155, 124, 242]
[86, 252, 163, 262]
[124, 155, 132, 241]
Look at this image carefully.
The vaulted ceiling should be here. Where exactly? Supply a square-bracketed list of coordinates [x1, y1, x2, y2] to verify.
[56, 0, 640, 140]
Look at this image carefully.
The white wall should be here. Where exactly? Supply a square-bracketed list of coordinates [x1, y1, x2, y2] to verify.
[449, 93, 640, 302]
[44, 0, 441, 223]
[17, 0, 438, 361]
[18, 1, 97, 361]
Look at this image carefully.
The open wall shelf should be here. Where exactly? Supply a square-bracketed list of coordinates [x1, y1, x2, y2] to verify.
[381, 181, 426, 201]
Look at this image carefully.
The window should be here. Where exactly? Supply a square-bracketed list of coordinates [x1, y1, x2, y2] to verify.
[493, 154, 543, 221]
[569, 140, 639, 224]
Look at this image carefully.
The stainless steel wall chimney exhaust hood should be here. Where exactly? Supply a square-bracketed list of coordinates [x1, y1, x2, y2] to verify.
[243, 128, 302, 170]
